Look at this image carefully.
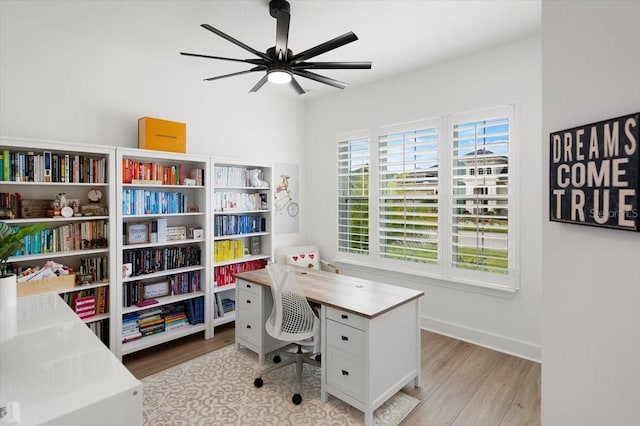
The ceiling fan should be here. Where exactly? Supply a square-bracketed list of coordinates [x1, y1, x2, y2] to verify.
[180, 0, 372, 95]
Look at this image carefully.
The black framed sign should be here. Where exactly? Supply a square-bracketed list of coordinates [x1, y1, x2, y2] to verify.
[549, 112, 639, 232]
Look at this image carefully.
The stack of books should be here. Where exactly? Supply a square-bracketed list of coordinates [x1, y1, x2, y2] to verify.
[163, 305, 189, 331]
[122, 312, 141, 343]
[138, 308, 165, 337]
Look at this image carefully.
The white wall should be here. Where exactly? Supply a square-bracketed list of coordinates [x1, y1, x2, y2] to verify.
[0, 1, 307, 250]
[305, 36, 542, 360]
[541, 1, 640, 424]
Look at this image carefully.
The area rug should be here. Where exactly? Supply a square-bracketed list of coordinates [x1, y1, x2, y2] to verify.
[142, 344, 419, 425]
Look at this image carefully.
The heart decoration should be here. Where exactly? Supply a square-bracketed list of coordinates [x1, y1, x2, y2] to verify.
[309, 253, 315, 259]
[300, 254, 306, 258]
[292, 256, 298, 261]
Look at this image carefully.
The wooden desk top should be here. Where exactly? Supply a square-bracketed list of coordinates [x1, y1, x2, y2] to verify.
[235, 267, 424, 319]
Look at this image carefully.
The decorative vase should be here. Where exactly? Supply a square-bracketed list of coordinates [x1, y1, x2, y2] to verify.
[0, 274, 18, 342]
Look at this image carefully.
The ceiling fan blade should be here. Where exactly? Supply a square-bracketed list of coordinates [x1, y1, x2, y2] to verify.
[292, 61, 372, 70]
[271, 0, 290, 61]
[204, 66, 266, 82]
[289, 32, 359, 63]
[290, 76, 305, 95]
[249, 74, 269, 93]
[180, 52, 266, 65]
[201, 24, 271, 61]
[292, 69, 348, 90]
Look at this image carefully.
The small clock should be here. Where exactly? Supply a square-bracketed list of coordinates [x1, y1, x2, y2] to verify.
[60, 206, 74, 218]
[88, 188, 103, 203]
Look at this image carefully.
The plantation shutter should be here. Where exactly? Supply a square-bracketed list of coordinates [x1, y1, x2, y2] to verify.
[450, 107, 512, 275]
[378, 120, 440, 264]
[338, 135, 370, 255]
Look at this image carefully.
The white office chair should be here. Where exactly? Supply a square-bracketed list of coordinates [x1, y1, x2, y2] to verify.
[253, 263, 321, 405]
[282, 245, 339, 273]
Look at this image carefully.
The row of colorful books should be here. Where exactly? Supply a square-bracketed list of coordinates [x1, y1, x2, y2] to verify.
[1, 149, 107, 183]
[213, 214, 267, 237]
[121, 189, 189, 216]
[122, 298, 204, 344]
[122, 246, 201, 277]
[214, 259, 267, 287]
[12, 220, 108, 256]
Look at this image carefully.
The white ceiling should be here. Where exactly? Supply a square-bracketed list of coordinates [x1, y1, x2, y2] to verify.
[9, 0, 541, 99]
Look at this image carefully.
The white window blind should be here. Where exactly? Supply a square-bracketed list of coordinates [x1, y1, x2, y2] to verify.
[378, 122, 440, 264]
[450, 108, 512, 275]
[338, 135, 370, 255]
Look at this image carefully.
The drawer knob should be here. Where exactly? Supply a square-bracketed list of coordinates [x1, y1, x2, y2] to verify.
[341, 335, 349, 341]
[246, 325, 252, 329]
[246, 300, 251, 304]
[246, 284, 251, 288]
[341, 314, 348, 319]
[341, 370, 349, 376]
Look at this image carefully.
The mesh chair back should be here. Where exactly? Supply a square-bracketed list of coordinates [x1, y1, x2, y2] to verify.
[266, 263, 319, 345]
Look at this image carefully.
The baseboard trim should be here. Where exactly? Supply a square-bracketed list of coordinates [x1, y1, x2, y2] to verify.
[421, 316, 541, 363]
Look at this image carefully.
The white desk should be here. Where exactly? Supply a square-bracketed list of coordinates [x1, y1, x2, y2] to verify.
[235, 268, 424, 426]
[0, 294, 142, 426]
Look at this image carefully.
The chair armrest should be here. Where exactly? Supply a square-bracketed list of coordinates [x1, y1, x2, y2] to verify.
[319, 259, 339, 274]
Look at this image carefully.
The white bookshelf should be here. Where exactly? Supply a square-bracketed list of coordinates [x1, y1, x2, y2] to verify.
[115, 147, 211, 359]
[0, 136, 117, 351]
[211, 159, 273, 332]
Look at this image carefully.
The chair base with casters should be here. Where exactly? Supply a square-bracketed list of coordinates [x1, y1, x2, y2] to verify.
[253, 344, 321, 405]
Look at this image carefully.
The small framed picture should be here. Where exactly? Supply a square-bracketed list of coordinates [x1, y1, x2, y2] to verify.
[127, 223, 149, 245]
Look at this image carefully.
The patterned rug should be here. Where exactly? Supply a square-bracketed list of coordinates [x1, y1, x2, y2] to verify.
[142, 344, 419, 425]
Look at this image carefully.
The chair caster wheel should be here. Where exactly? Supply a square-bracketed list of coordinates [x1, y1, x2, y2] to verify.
[315, 354, 321, 362]
[254, 378, 263, 388]
[273, 355, 281, 363]
[292, 393, 302, 405]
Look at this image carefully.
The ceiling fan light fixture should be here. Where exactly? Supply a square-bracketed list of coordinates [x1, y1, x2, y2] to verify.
[267, 69, 292, 84]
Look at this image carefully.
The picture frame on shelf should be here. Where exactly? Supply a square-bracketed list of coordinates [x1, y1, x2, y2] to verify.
[126, 223, 149, 245]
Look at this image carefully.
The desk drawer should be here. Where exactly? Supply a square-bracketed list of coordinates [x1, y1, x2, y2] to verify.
[237, 279, 262, 296]
[326, 349, 365, 401]
[237, 310, 260, 345]
[326, 306, 366, 331]
[326, 319, 365, 358]
[238, 288, 261, 315]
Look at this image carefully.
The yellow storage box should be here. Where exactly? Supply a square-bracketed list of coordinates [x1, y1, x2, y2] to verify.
[138, 117, 186, 153]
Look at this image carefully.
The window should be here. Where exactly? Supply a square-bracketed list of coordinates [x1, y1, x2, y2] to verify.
[338, 133, 370, 255]
[337, 105, 516, 290]
[450, 108, 512, 279]
[378, 120, 440, 265]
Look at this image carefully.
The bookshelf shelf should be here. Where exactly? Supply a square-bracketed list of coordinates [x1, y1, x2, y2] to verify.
[121, 290, 206, 315]
[116, 148, 211, 359]
[1, 137, 117, 352]
[120, 323, 207, 355]
[84, 312, 110, 324]
[8, 248, 110, 263]
[122, 265, 205, 283]
[211, 159, 273, 334]
[213, 311, 236, 326]
[212, 283, 236, 294]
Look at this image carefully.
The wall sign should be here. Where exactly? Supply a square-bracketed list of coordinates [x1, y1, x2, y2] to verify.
[549, 112, 639, 231]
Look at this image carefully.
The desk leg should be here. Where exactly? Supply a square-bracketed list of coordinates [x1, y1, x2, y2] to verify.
[320, 304, 328, 402]
[414, 299, 422, 388]
[364, 410, 373, 426]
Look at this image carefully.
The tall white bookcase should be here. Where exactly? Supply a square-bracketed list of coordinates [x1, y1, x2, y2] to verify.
[211, 159, 273, 331]
[0, 137, 117, 351]
[115, 148, 211, 359]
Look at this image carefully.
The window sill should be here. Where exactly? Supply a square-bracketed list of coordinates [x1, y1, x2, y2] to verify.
[334, 259, 518, 299]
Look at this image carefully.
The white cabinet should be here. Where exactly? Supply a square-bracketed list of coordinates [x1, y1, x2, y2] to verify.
[211, 159, 273, 329]
[0, 137, 116, 351]
[115, 148, 211, 358]
[0, 294, 142, 425]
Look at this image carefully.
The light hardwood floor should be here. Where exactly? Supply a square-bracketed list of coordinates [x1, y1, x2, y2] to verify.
[123, 326, 540, 425]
